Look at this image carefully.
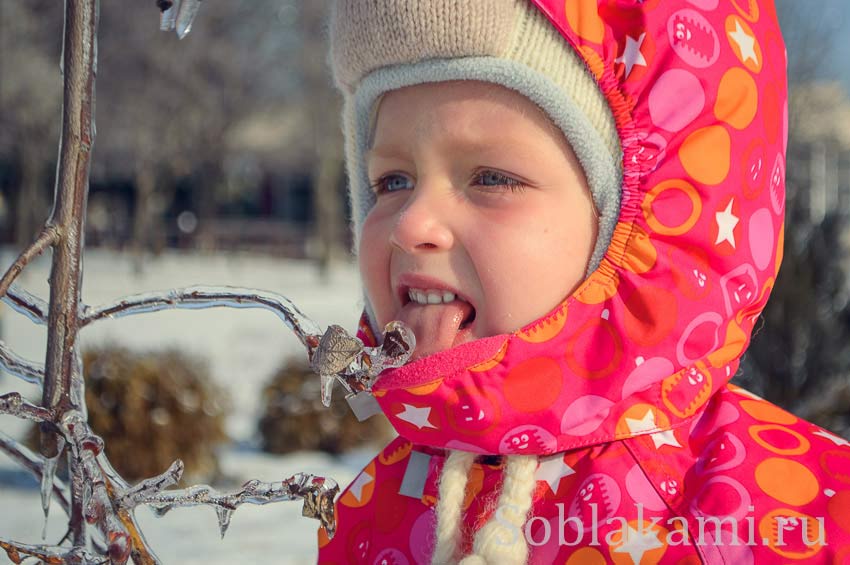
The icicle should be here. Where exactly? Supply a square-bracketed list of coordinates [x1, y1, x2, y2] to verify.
[215, 506, 233, 539]
[40, 436, 65, 539]
[176, 0, 202, 39]
[149, 503, 172, 518]
[320, 374, 336, 408]
[159, 0, 178, 31]
[69, 353, 87, 420]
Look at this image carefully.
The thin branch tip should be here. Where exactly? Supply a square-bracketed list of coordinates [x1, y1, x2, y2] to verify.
[0, 226, 58, 299]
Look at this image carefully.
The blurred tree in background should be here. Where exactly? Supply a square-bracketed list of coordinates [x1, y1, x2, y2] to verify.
[0, 0, 61, 248]
[0, 0, 346, 266]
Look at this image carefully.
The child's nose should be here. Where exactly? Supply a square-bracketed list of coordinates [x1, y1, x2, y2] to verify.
[389, 187, 454, 253]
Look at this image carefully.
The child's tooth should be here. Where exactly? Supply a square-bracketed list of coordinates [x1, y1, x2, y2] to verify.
[427, 292, 441, 304]
[415, 290, 426, 304]
[442, 291, 455, 303]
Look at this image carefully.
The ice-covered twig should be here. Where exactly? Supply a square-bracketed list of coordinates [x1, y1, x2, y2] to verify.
[80, 286, 322, 349]
[0, 538, 107, 565]
[60, 412, 132, 563]
[0, 432, 72, 515]
[0, 392, 53, 422]
[0, 226, 58, 300]
[2, 284, 49, 324]
[0, 341, 45, 385]
[118, 460, 184, 510]
[157, 0, 203, 39]
[137, 474, 340, 539]
[79, 452, 131, 564]
[96, 454, 162, 565]
[311, 320, 416, 406]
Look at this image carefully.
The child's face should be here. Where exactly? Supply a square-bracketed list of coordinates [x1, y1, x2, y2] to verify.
[361, 80, 598, 359]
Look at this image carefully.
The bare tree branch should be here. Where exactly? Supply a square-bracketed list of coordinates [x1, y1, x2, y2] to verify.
[0, 340, 46, 385]
[2, 284, 49, 324]
[0, 226, 58, 300]
[79, 286, 323, 348]
[1, 2, 364, 560]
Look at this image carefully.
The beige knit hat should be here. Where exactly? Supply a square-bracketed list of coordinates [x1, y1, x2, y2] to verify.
[328, 0, 622, 274]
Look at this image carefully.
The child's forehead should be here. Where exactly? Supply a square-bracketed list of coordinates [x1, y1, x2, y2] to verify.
[377, 81, 537, 114]
[369, 81, 560, 145]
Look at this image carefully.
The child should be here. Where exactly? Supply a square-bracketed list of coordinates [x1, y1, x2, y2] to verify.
[319, 0, 850, 563]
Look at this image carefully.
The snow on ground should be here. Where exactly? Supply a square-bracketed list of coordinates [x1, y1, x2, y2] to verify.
[0, 248, 378, 563]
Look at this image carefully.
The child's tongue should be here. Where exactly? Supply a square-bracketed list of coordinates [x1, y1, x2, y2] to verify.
[396, 300, 474, 361]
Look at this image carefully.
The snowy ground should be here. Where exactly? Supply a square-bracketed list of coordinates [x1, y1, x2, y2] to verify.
[0, 248, 378, 563]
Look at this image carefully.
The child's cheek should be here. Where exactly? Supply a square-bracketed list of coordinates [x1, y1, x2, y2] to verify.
[359, 214, 392, 324]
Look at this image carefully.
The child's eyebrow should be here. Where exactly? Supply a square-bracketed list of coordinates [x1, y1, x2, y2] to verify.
[365, 145, 405, 161]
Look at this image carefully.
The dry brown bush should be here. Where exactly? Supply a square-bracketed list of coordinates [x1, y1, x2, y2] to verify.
[257, 359, 394, 455]
[29, 346, 228, 482]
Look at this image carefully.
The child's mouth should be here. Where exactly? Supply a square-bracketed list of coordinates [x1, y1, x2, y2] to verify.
[395, 287, 476, 361]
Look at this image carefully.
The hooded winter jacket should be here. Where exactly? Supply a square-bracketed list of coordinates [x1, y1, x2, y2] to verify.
[318, 0, 850, 563]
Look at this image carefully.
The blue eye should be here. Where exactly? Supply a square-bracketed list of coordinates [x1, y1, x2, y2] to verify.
[370, 173, 413, 194]
[475, 170, 526, 192]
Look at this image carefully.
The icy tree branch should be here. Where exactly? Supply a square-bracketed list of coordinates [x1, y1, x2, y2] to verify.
[136, 474, 341, 539]
[0, 340, 45, 385]
[0, 538, 107, 565]
[117, 460, 183, 510]
[0, 226, 58, 300]
[79, 452, 131, 563]
[80, 286, 322, 348]
[2, 1, 397, 561]
[2, 284, 49, 325]
[0, 392, 54, 422]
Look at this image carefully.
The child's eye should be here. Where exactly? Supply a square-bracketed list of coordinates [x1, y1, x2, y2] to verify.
[369, 173, 413, 195]
[474, 170, 527, 193]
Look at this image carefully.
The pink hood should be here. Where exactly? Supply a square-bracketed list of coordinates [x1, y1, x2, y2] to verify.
[357, 0, 789, 456]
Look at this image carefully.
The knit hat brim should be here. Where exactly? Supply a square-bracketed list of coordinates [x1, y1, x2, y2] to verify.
[343, 57, 623, 330]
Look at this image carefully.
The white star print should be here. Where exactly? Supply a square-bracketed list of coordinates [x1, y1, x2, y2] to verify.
[729, 20, 758, 65]
[715, 198, 739, 248]
[348, 469, 373, 502]
[625, 409, 658, 435]
[613, 523, 664, 563]
[813, 429, 850, 447]
[626, 409, 681, 450]
[616, 33, 647, 78]
[396, 403, 436, 429]
[535, 454, 576, 493]
[650, 429, 682, 450]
